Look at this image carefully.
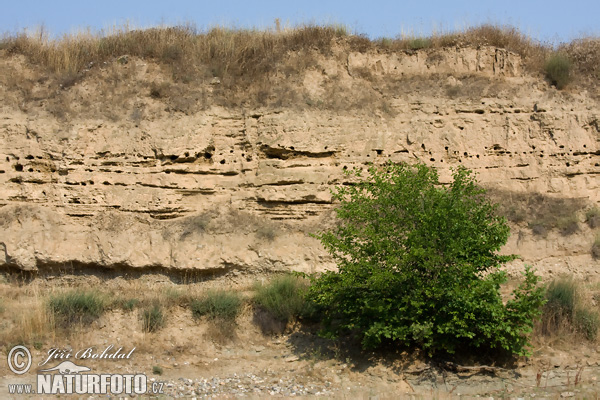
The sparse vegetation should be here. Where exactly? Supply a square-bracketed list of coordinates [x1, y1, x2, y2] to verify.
[308, 163, 545, 355]
[141, 303, 165, 333]
[489, 190, 586, 236]
[256, 225, 277, 242]
[114, 297, 139, 311]
[191, 290, 242, 322]
[0, 23, 598, 115]
[556, 214, 579, 236]
[48, 290, 106, 327]
[544, 53, 572, 89]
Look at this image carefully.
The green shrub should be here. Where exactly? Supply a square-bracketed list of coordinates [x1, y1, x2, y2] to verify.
[141, 304, 165, 332]
[308, 163, 545, 356]
[585, 207, 600, 229]
[191, 290, 242, 321]
[545, 53, 572, 89]
[254, 275, 311, 323]
[49, 290, 106, 326]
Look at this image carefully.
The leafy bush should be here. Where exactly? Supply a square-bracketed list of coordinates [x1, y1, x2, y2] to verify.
[308, 163, 545, 355]
[141, 304, 165, 332]
[545, 53, 572, 89]
[49, 290, 106, 326]
[191, 290, 242, 322]
[254, 275, 311, 323]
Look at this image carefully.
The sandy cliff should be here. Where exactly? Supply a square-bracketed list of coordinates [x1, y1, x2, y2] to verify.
[0, 42, 598, 277]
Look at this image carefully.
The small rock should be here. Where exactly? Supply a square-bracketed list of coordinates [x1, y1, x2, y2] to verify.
[285, 356, 299, 362]
[561, 392, 575, 398]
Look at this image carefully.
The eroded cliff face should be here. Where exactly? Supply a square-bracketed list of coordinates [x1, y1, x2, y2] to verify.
[0, 44, 598, 277]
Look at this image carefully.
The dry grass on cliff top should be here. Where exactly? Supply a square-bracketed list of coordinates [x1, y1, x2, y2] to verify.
[1, 23, 599, 89]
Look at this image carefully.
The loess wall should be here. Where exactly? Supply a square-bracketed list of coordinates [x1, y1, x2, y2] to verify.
[0, 43, 598, 278]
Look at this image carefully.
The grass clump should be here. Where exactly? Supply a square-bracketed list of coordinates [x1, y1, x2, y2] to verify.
[254, 274, 311, 323]
[114, 297, 139, 311]
[574, 307, 600, 341]
[48, 290, 106, 326]
[556, 214, 579, 236]
[592, 233, 600, 260]
[545, 53, 572, 89]
[585, 207, 600, 229]
[141, 303, 165, 332]
[190, 290, 242, 322]
[541, 276, 600, 341]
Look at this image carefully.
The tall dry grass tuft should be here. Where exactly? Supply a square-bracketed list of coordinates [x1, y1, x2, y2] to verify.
[0, 287, 56, 348]
[1, 24, 345, 87]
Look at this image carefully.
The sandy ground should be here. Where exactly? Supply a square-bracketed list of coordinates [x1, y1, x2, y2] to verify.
[1, 273, 599, 399]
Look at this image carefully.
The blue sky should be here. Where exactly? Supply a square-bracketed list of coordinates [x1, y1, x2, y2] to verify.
[1, 1, 599, 43]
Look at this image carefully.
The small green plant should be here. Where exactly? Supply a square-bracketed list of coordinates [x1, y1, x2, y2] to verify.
[152, 365, 163, 375]
[254, 274, 311, 323]
[49, 290, 106, 326]
[545, 53, 572, 89]
[585, 207, 600, 229]
[141, 303, 165, 333]
[191, 290, 241, 322]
